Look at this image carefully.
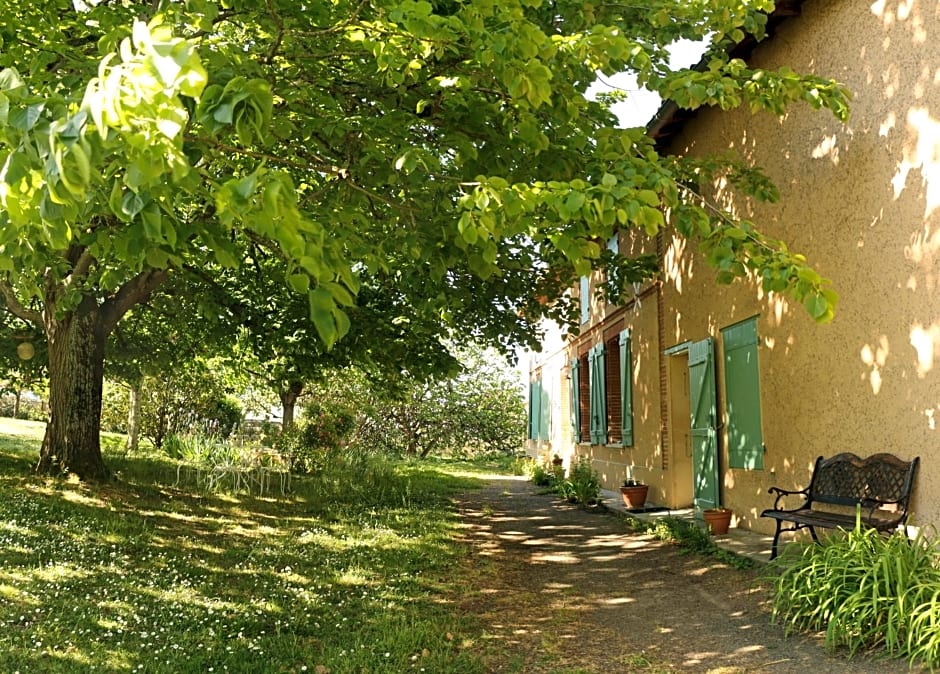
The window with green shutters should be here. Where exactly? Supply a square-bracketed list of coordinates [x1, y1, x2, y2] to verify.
[588, 344, 607, 444]
[539, 382, 550, 441]
[578, 352, 590, 442]
[721, 318, 764, 470]
[604, 335, 622, 444]
[579, 333, 633, 447]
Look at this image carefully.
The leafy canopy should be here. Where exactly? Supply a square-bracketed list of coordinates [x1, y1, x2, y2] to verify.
[0, 0, 848, 358]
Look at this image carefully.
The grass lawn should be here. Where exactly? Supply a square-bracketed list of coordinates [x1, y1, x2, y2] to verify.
[0, 419, 492, 673]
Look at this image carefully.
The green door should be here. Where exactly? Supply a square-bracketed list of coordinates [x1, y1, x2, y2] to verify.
[688, 338, 720, 512]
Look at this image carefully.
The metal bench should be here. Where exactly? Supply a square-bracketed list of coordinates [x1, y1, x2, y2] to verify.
[760, 452, 919, 560]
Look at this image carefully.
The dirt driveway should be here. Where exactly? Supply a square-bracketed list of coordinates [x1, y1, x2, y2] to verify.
[454, 476, 902, 674]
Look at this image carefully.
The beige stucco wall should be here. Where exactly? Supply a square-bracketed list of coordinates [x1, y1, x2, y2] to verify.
[658, 0, 939, 533]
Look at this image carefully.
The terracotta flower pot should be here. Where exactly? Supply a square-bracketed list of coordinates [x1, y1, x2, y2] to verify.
[620, 484, 648, 509]
[703, 508, 732, 535]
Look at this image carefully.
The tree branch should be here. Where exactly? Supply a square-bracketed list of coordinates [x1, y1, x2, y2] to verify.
[189, 134, 337, 174]
[0, 280, 43, 326]
[61, 247, 96, 293]
[100, 269, 169, 335]
[264, 0, 285, 63]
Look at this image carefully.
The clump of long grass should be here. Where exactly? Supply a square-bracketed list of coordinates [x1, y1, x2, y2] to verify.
[770, 509, 940, 667]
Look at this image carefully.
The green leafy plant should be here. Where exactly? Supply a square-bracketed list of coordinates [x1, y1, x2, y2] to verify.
[770, 510, 940, 666]
[162, 432, 221, 464]
[560, 457, 601, 505]
[274, 409, 356, 476]
[508, 454, 532, 476]
[527, 460, 555, 487]
[639, 516, 753, 569]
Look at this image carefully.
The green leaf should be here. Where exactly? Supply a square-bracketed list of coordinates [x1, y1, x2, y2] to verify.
[333, 306, 350, 341]
[141, 202, 162, 240]
[323, 281, 355, 307]
[121, 191, 146, 218]
[287, 273, 310, 293]
[1, 151, 30, 185]
[41, 219, 71, 249]
[564, 191, 585, 213]
[639, 206, 664, 234]
[145, 248, 170, 268]
[9, 103, 42, 131]
[804, 293, 831, 320]
[213, 246, 239, 268]
[308, 288, 338, 348]
[637, 189, 659, 207]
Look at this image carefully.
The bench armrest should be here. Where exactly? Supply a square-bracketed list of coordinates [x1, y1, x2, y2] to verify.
[768, 485, 810, 511]
[859, 497, 909, 524]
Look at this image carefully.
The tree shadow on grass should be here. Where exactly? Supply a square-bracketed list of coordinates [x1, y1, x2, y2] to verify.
[0, 445, 491, 673]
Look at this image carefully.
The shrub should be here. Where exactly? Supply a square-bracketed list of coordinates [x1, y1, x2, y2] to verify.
[163, 432, 227, 465]
[559, 457, 600, 505]
[273, 426, 312, 474]
[527, 460, 554, 487]
[301, 401, 357, 451]
[770, 512, 940, 665]
[509, 455, 532, 476]
[274, 403, 358, 475]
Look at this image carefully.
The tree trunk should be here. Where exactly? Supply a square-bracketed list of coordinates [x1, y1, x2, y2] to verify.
[36, 307, 109, 480]
[3, 266, 166, 480]
[13, 390, 21, 418]
[126, 381, 142, 452]
[279, 381, 304, 432]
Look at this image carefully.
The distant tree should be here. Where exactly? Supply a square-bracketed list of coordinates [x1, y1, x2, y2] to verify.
[356, 344, 525, 458]
[104, 271, 242, 450]
[0, 312, 46, 418]
[137, 358, 244, 449]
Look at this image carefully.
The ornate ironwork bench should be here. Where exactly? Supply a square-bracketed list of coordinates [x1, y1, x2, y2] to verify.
[760, 452, 919, 560]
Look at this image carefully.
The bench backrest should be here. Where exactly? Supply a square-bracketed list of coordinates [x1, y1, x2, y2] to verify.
[809, 452, 919, 510]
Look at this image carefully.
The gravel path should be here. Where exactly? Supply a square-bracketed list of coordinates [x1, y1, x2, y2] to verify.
[453, 475, 908, 674]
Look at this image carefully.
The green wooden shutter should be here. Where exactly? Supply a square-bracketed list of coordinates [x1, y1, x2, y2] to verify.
[538, 381, 551, 441]
[528, 380, 539, 440]
[619, 329, 633, 446]
[569, 358, 580, 443]
[689, 338, 720, 511]
[722, 318, 764, 469]
[589, 344, 607, 444]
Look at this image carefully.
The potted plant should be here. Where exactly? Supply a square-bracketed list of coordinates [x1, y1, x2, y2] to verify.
[619, 477, 648, 509]
[703, 507, 733, 535]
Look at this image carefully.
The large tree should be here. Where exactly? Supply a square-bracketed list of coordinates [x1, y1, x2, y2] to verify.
[0, 0, 848, 479]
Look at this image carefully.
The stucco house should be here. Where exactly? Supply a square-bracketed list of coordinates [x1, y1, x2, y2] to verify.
[525, 0, 939, 539]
